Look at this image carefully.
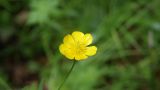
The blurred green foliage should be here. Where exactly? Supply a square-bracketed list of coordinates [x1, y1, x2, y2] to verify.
[0, 0, 160, 90]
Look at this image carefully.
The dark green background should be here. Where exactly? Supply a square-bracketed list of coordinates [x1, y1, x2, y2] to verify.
[0, 0, 160, 90]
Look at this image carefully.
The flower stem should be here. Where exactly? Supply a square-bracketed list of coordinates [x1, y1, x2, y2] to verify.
[58, 60, 76, 90]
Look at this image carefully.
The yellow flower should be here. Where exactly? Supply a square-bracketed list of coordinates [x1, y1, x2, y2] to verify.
[59, 31, 97, 60]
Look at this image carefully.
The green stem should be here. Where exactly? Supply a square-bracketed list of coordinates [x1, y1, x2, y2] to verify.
[58, 60, 76, 90]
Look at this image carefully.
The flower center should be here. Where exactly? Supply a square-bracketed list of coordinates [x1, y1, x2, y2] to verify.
[76, 44, 87, 55]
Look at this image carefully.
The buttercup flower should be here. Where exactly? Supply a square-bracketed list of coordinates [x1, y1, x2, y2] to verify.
[59, 31, 97, 60]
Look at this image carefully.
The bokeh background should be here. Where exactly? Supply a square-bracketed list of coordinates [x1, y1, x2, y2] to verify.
[0, 0, 160, 90]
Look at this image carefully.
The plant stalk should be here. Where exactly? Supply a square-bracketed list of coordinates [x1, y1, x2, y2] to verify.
[58, 60, 76, 90]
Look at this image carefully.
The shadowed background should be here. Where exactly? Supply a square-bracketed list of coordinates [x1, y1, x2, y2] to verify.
[0, 0, 160, 90]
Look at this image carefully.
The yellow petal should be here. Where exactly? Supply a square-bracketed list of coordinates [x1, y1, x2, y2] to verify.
[64, 53, 75, 60]
[59, 44, 75, 59]
[59, 44, 66, 55]
[83, 34, 93, 45]
[63, 34, 75, 45]
[86, 46, 97, 56]
[72, 31, 84, 43]
[75, 54, 88, 60]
